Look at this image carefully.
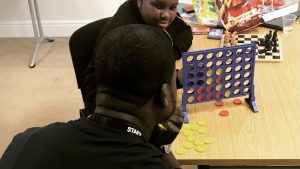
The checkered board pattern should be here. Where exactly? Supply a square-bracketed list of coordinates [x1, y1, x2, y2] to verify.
[181, 44, 258, 123]
[220, 34, 283, 62]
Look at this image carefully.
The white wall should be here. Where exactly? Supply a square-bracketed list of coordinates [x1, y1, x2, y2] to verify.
[0, 0, 192, 37]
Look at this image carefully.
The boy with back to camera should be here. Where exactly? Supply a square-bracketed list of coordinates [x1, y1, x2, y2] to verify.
[0, 24, 184, 169]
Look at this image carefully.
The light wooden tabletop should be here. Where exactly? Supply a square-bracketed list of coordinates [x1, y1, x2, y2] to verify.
[172, 21, 300, 166]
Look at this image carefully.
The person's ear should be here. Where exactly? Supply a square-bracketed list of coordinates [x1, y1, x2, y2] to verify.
[160, 83, 171, 107]
[137, 0, 143, 8]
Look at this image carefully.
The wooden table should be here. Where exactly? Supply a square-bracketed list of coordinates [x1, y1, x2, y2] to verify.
[172, 21, 300, 166]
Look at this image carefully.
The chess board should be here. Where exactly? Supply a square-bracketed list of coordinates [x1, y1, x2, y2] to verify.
[220, 34, 283, 62]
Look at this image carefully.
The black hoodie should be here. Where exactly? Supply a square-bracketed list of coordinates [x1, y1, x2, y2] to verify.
[83, 0, 193, 115]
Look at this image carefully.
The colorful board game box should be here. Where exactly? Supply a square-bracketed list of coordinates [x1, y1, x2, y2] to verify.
[207, 28, 224, 39]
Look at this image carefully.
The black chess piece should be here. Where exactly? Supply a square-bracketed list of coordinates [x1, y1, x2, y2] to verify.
[258, 48, 267, 54]
[261, 37, 273, 52]
[272, 38, 278, 52]
[259, 35, 268, 46]
[267, 45, 272, 51]
[259, 39, 265, 46]
[269, 30, 272, 38]
[272, 30, 277, 43]
[265, 34, 270, 41]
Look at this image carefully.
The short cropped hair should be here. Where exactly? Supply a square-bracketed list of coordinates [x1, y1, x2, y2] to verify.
[95, 24, 175, 105]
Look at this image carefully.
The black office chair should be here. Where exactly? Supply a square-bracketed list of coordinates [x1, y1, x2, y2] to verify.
[69, 17, 111, 117]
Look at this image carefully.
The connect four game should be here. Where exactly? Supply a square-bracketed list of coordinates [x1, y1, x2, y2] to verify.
[181, 44, 259, 123]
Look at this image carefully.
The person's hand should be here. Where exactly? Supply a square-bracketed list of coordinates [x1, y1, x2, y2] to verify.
[149, 107, 184, 147]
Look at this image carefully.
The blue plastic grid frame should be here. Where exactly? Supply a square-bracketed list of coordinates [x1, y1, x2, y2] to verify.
[181, 43, 258, 123]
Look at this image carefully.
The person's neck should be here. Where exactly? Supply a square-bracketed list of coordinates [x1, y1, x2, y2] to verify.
[95, 94, 157, 141]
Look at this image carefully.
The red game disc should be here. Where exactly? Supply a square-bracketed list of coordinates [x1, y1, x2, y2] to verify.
[215, 101, 224, 107]
[233, 98, 242, 105]
[219, 110, 229, 116]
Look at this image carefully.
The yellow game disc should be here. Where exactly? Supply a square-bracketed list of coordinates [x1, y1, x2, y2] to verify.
[183, 124, 191, 130]
[182, 130, 193, 136]
[206, 78, 213, 85]
[216, 84, 223, 91]
[181, 125, 192, 131]
[204, 137, 213, 144]
[184, 123, 198, 130]
[187, 96, 194, 103]
[189, 124, 199, 130]
[194, 139, 205, 146]
[206, 69, 213, 77]
[183, 142, 194, 149]
[197, 120, 207, 126]
[181, 124, 191, 130]
[198, 127, 208, 134]
[182, 124, 188, 128]
[195, 145, 206, 153]
[225, 90, 231, 97]
[186, 135, 197, 142]
[180, 128, 189, 134]
[175, 147, 188, 155]
[216, 68, 223, 75]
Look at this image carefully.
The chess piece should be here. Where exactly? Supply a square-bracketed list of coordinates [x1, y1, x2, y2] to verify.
[272, 38, 278, 52]
[265, 40, 273, 51]
[268, 30, 272, 39]
[259, 38, 265, 46]
[272, 30, 277, 43]
[265, 33, 270, 41]
[258, 48, 267, 54]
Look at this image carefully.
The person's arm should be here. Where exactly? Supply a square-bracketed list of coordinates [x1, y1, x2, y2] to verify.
[167, 14, 193, 60]
[149, 107, 183, 147]
[0, 128, 40, 169]
[162, 151, 182, 169]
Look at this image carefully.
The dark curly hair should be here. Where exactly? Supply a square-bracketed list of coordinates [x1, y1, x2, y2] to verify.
[95, 24, 175, 105]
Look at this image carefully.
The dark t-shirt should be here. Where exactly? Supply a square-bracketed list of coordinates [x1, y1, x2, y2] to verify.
[0, 117, 171, 169]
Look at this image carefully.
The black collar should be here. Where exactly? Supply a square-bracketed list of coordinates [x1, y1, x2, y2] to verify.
[88, 112, 145, 140]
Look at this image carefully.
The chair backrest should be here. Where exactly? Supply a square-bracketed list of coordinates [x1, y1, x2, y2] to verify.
[69, 17, 111, 101]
